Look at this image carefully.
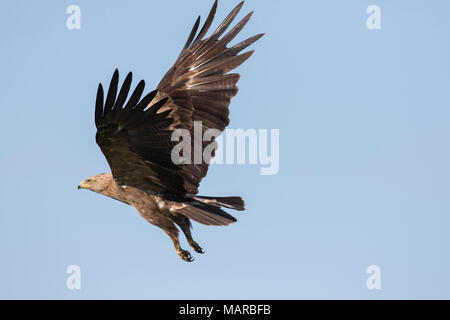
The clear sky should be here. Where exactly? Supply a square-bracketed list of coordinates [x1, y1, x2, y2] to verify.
[1, 0, 450, 299]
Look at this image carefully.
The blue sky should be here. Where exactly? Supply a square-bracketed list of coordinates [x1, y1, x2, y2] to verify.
[1, 0, 450, 299]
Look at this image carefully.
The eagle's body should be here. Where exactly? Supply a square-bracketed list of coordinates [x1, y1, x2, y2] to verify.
[78, 0, 262, 262]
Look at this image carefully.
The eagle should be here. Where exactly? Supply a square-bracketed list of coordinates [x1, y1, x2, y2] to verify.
[78, 0, 263, 262]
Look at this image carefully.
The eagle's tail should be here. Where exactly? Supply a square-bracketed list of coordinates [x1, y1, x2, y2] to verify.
[176, 195, 245, 226]
[192, 195, 245, 211]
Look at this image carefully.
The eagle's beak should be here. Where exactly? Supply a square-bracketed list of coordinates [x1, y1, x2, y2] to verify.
[78, 180, 87, 190]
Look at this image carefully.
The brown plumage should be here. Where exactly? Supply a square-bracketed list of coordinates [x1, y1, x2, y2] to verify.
[78, 0, 263, 262]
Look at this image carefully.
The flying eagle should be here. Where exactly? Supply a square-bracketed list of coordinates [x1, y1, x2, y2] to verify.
[78, 0, 263, 262]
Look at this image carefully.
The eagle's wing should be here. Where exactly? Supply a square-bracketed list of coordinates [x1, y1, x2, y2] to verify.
[95, 0, 262, 195]
[155, 0, 263, 190]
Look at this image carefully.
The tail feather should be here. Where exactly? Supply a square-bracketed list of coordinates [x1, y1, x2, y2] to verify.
[175, 195, 245, 226]
[178, 202, 237, 226]
[192, 195, 245, 211]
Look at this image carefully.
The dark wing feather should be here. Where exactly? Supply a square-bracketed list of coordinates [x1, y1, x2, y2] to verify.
[95, 71, 197, 194]
[156, 0, 264, 193]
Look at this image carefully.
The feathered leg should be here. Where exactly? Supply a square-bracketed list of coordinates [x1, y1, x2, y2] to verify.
[138, 208, 193, 262]
[172, 214, 204, 254]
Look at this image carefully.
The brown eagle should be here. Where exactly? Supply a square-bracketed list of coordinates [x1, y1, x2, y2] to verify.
[78, 0, 263, 262]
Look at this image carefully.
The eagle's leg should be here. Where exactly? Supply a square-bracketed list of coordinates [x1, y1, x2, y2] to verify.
[138, 208, 193, 262]
[172, 214, 204, 254]
[163, 225, 194, 262]
[138, 210, 194, 262]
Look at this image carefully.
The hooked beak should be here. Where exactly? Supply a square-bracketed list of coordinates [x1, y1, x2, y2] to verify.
[78, 180, 87, 190]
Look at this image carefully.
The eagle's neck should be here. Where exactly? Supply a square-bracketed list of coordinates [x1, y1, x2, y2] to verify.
[100, 177, 133, 205]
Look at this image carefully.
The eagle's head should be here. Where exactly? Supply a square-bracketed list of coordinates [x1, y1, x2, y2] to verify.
[78, 172, 112, 193]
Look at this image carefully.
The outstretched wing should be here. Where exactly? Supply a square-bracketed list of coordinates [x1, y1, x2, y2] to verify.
[95, 1, 262, 195]
[155, 0, 264, 192]
[95, 70, 194, 194]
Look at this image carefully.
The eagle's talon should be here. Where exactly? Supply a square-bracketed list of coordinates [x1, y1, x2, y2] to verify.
[178, 249, 194, 262]
[189, 241, 204, 254]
